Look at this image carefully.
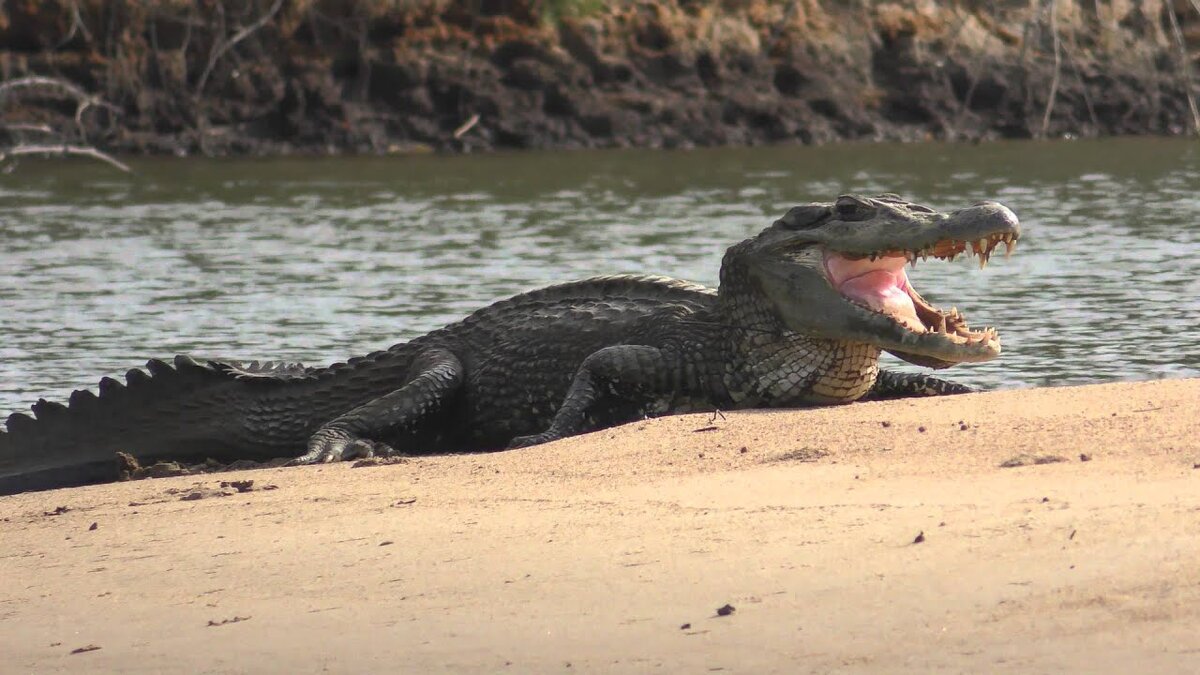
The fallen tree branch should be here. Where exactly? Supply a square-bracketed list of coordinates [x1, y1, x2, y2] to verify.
[0, 74, 125, 171]
[0, 75, 121, 138]
[0, 143, 131, 173]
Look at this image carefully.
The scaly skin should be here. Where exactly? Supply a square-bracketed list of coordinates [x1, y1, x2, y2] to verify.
[0, 194, 1020, 495]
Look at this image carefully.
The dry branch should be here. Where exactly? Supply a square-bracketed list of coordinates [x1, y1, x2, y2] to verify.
[55, 0, 94, 48]
[1, 75, 127, 173]
[453, 114, 481, 139]
[1165, 0, 1200, 134]
[1, 122, 54, 135]
[0, 76, 92, 104]
[1063, 45, 1100, 132]
[194, 0, 285, 96]
[0, 144, 131, 173]
[1039, 0, 1062, 139]
[0, 75, 121, 139]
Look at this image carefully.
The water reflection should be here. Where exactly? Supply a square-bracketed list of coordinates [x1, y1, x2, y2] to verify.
[1, 138, 1197, 410]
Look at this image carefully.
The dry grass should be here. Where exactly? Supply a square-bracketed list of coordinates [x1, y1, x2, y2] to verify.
[3, 0, 1185, 57]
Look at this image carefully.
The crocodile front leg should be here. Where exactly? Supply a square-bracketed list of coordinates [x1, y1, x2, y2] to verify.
[509, 345, 686, 448]
[295, 348, 464, 463]
[864, 369, 975, 400]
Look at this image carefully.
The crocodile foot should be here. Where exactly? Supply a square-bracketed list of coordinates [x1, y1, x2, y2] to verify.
[291, 428, 397, 465]
[507, 431, 563, 449]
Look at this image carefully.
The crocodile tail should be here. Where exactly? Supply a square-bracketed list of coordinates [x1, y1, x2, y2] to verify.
[0, 355, 288, 496]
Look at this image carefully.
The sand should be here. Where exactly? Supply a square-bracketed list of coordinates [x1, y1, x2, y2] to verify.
[2, 378, 1198, 673]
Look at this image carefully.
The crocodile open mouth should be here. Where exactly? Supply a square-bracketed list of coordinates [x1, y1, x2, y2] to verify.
[822, 231, 1017, 349]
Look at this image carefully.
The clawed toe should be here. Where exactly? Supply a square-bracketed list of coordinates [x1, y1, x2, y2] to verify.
[294, 429, 393, 465]
[507, 432, 559, 449]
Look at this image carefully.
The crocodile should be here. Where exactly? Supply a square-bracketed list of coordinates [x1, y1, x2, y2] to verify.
[0, 194, 1020, 495]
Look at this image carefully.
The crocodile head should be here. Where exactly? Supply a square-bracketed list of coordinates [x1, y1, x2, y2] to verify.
[721, 193, 1021, 369]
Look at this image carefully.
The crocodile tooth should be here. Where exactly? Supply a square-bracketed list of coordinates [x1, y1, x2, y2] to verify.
[1004, 239, 1015, 257]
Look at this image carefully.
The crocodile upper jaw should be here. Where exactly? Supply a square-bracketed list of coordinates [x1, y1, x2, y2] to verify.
[736, 196, 1021, 369]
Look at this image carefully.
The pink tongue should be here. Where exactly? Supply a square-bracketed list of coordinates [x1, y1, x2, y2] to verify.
[837, 269, 925, 332]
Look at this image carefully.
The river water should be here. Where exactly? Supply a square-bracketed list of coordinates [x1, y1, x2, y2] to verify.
[1, 138, 1198, 412]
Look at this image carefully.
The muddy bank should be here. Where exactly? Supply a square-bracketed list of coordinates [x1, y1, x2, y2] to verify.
[1, 0, 1199, 157]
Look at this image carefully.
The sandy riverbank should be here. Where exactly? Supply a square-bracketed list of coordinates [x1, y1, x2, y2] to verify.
[2, 377, 1198, 673]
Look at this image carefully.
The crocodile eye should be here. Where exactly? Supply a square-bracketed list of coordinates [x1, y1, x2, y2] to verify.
[778, 204, 831, 230]
[835, 197, 864, 218]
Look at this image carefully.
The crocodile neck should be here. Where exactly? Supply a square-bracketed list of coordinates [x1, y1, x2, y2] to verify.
[715, 262, 881, 407]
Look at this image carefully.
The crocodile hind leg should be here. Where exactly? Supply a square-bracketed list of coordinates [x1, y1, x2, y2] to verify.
[864, 370, 975, 400]
[508, 345, 685, 448]
[295, 349, 464, 464]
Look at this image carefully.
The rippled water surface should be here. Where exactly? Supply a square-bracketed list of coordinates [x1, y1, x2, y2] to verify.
[2, 139, 1198, 411]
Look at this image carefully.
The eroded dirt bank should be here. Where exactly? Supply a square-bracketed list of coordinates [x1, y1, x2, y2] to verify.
[1, 379, 1198, 672]
[2, 0, 1199, 156]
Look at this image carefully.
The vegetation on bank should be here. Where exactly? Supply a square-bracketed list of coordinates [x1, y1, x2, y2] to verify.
[1, 1, 1198, 163]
